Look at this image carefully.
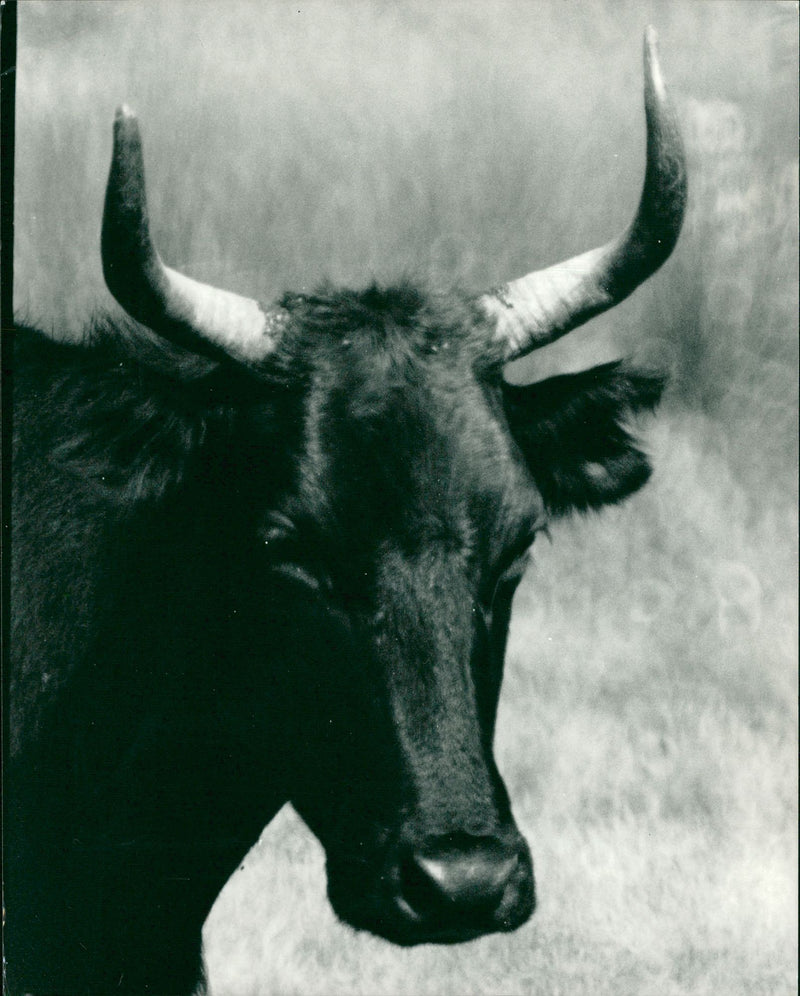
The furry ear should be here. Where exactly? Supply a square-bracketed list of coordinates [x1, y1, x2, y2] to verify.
[502, 362, 665, 516]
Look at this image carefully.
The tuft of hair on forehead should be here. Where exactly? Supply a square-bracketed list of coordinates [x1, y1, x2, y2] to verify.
[278, 281, 497, 368]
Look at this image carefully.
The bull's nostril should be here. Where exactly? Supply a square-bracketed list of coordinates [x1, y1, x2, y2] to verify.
[401, 838, 520, 916]
[416, 852, 518, 906]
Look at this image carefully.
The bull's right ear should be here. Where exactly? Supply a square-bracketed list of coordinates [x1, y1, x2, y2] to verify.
[502, 362, 665, 517]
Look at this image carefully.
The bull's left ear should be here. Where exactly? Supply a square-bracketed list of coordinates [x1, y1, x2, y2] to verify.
[502, 362, 665, 516]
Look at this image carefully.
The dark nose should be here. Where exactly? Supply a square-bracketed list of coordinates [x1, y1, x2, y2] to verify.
[397, 832, 534, 936]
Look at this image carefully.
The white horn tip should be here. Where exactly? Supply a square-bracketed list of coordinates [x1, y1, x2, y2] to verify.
[115, 104, 137, 123]
[643, 25, 667, 100]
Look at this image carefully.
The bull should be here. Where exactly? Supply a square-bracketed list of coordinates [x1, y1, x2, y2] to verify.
[6, 29, 686, 995]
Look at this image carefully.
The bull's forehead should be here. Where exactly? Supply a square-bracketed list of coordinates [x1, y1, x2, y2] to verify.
[297, 329, 543, 557]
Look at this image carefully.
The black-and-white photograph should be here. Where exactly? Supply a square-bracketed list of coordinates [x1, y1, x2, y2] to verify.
[3, 2, 797, 994]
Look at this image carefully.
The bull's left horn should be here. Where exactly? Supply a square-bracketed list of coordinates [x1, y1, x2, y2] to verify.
[102, 106, 287, 364]
[480, 27, 687, 362]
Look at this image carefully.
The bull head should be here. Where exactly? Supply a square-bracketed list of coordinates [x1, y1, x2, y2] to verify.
[99, 29, 685, 946]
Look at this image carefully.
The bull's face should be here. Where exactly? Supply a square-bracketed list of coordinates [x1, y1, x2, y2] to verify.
[255, 295, 546, 942]
[99, 31, 684, 947]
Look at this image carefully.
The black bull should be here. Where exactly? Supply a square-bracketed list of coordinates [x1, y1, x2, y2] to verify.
[6, 31, 686, 995]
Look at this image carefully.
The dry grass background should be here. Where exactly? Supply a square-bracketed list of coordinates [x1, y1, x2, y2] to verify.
[13, 2, 798, 994]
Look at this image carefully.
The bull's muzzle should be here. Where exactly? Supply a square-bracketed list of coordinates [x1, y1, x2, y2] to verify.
[331, 825, 535, 945]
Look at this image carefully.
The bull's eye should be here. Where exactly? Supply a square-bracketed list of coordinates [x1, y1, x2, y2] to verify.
[490, 551, 531, 608]
[260, 528, 297, 568]
[497, 549, 531, 585]
[481, 531, 535, 607]
[259, 519, 332, 595]
[495, 530, 536, 581]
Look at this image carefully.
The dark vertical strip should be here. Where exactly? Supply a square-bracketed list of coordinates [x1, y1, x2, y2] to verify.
[1, 0, 17, 858]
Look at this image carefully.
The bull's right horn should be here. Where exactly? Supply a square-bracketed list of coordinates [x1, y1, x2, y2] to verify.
[480, 27, 687, 363]
[101, 106, 288, 365]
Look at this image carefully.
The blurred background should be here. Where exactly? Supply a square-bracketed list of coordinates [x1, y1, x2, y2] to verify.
[14, 2, 797, 994]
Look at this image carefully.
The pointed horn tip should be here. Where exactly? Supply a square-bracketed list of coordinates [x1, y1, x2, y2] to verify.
[115, 104, 137, 122]
[112, 105, 141, 143]
[643, 26, 667, 99]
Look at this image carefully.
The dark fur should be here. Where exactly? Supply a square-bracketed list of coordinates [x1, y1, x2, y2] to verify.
[8, 283, 662, 994]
